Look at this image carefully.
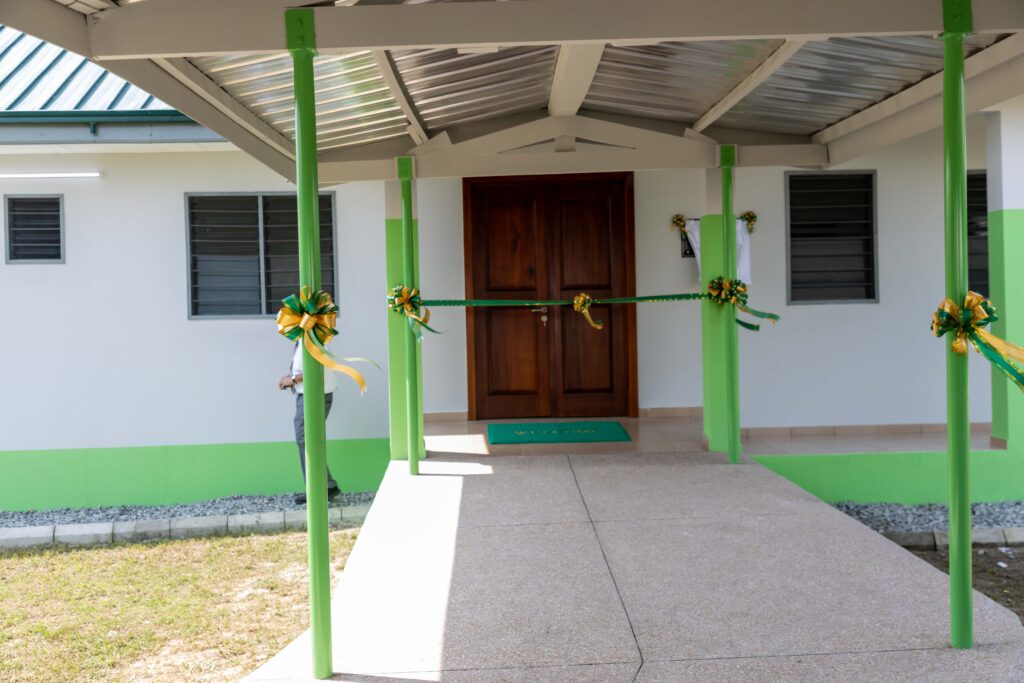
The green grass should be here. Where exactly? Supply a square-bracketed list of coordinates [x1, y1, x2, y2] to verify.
[0, 529, 358, 683]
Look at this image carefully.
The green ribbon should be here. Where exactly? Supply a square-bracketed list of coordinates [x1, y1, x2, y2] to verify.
[932, 291, 1024, 392]
[705, 277, 781, 331]
[388, 279, 780, 334]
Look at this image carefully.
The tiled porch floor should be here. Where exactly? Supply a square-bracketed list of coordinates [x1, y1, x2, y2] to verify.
[245, 425, 1024, 682]
[423, 416, 994, 458]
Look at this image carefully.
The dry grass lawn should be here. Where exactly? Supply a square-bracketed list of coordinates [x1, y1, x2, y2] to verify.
[0, 528, 358, 682]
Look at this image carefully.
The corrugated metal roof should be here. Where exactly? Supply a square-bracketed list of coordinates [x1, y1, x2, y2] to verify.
[582, 41, 784, 122]
[391, 46, 557, 131]
[0, 25, 172, 111]
[190, 51, 410, 150]
[3, 10, 1014, 156]
[714, 35, 999, 135]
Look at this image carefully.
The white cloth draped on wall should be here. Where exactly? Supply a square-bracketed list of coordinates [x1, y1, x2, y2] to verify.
[683, 218, 752, 284]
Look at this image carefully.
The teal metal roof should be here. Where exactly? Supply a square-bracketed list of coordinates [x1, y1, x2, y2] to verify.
[0, 25, 173, 113]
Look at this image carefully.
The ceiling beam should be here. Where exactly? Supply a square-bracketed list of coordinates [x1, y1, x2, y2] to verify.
[692, 39, 806, 132]
[152, 57, 295, 160]
[817, 32, 1024, 145]
[94, 59, 296, 181]
[371, 50, 429, 145]
[548, 43, 605, 116]
[737, 143, 827, 167]
[87, 0, 1024, 60]
[1, 0, 90, 56]
[822, 33, 1024, 165]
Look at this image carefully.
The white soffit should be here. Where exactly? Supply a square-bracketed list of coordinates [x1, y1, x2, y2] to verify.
[189, 51, 410, 151]
[390, 46, 558, 133]
[581, 41, 785, 122]
[714, 34, 1000, 135]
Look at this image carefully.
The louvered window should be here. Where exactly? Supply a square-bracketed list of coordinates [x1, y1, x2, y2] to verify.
[967, 172, 988, 297]
[5, 195, 63, 263]
[787, 173, 877, 303]
[187, 193, 334, 317]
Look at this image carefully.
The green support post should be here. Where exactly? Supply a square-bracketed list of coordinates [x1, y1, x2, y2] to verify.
[721, 145, 742, 464]
[397, 157, 422, 475]
[700, 215, 728, 452]
[286, 9, 333, 678]
[942, 0, 973, 650]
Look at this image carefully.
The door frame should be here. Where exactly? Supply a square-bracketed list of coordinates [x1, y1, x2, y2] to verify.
[462, 172, 639, 420]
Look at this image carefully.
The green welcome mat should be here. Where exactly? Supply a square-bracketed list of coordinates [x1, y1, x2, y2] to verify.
[488, 421, 632, 445]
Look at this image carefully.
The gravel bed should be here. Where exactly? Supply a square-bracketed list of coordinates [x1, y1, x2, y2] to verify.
[0, 492, 375, 529]
[835, 501, 1024, 533]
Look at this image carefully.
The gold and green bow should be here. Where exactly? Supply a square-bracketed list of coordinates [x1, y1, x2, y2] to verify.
[573, 293, 604, 330]
[276, 286, 370, 394]
[671, 214, 687, 233]
[739, 210, 757, 234]
[387, 285, 438, 336]
[932, 292, 1024, 391]
[706, 277, 780, 331]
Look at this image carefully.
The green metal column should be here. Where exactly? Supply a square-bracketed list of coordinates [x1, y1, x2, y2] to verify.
[397, 157, 422, 475]
[721, 145, 742, 464]
[286, 9, 333, 678]
[700, 214, 728, 452]
[942, 0, 973, 650]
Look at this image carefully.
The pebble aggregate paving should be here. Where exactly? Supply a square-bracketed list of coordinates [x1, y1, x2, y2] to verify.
[835, 500, 1024, 533]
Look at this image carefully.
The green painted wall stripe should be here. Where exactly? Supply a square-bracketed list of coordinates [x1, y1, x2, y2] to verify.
[0, 438, 389, 512]
[988, 209, 1024, 445]
[754, 450, 1024, 505]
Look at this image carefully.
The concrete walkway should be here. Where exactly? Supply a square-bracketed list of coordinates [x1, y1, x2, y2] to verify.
[246, 449, 1024, 682]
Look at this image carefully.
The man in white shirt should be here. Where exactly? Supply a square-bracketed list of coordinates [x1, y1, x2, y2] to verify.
[279, 342, 341, 505]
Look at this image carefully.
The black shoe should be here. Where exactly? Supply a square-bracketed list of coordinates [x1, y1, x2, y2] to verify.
[327, 485, 341, 501]
[294, 493, 307, 505]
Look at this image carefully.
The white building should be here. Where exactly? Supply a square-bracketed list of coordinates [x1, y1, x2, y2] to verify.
[0, 21, 1020, 509]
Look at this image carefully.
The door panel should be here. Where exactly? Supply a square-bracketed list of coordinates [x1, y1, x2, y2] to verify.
[558, 200, 613, 290]
[465, 174, 636, 420]
[468, 188, 551, 418]
[549, 180, 631, 417]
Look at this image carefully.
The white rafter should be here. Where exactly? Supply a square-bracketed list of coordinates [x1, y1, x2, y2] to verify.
[152, 57, 295, 160]
[371, 50, 429, 146]
[692, 39, 806, 133]
[86, 0, 1024, 60]
[548, 43, 605, 116]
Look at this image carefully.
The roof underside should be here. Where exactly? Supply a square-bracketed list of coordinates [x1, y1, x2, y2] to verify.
[3, 0, 1021, 180]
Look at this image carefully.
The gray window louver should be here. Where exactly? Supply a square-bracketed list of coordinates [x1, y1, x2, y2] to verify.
[187, 193, 334, 317]
[5, 196, 64, 263]
[787, 173, 877, 303]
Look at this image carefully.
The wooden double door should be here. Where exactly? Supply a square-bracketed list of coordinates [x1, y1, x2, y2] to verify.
[464, 173, 638, 420]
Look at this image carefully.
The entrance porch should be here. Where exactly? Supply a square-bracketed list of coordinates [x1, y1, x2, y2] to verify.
[245, 440, 1024, 682]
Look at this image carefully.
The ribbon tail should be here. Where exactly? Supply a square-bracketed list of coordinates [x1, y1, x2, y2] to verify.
[302, 334, 368, 395]
[972, 330, 1024, 392]
[581, 309, 605, 330]
[737, 304, 781, 324]
[340, 356, 383, 372]
[736, 319, 761, 332]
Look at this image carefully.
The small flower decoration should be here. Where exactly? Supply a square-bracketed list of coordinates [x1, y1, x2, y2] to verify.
[671, 214, 687, 233]
[739, 210, 757, 234]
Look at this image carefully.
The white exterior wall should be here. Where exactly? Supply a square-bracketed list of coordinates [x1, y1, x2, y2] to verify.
[0, 152, 389, 451]
[0, 118, 995, 452]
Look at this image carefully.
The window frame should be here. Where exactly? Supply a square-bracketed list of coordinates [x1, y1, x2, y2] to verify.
[184, 191, 337, 320]
[966, 169, 988, 297]
[4, 193, 65, 265]
[784, 170, 879, 306]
